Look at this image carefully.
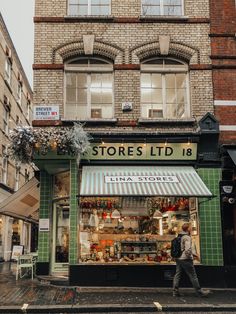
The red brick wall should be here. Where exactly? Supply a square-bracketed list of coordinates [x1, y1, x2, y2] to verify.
[213, 71, 236, 100]
[210, 0, 236, 34]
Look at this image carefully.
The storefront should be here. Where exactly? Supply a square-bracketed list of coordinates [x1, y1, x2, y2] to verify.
[35, 139, 224, 287]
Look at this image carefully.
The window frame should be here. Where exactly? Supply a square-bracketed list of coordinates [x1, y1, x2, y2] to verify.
[68, 0, 111, 16]
[5, 58, 12, 85]
[17, 81, 23, 105]
[1, 146, 8, 185]
[64, 58, 114, 120]
[140, 58, 191, 120]
[3, 105, 10, 135]
[141, 0, 184, 16]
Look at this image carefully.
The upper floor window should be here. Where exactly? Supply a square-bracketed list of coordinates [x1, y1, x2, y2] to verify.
[1, 146, 8, 185]
[17, 81, 22, 105]
[142, 0, 183, 16]
[141, 58, 190, 119]
[65, 58, 113, 120]
[3, 106, 10, 135]
[68, 0, 111, 16]
[5, 58, 12, 85]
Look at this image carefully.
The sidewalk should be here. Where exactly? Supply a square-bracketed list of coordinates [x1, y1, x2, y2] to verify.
[0, 262, 236, 313]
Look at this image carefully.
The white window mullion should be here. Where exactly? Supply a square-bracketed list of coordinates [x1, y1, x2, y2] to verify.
[76, 74, 78, 120]
[88, 0, 91, 15]
[181, 0, 184, 15]
[160, 0, 164, 15]
[87, 74, 91, 119]
[185, 73, 191, 117]
[162, 74, 166, 118]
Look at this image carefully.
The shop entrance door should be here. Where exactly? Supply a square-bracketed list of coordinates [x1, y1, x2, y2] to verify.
[51, 199, 70, 275]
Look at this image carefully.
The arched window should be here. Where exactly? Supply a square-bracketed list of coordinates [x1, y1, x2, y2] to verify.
[142, 0, 183, 16]
[141, 58, 190, 119]
[65, 57, 113, 120]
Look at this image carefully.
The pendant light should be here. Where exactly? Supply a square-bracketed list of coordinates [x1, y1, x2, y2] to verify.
[111, 209, 121, 219]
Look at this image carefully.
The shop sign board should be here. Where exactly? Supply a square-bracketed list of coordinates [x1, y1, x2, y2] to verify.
[39, 218, 50, 232]
[105, 175, 179, 183]
[84, 143, 197, 161]
[33, 105, 59, 120]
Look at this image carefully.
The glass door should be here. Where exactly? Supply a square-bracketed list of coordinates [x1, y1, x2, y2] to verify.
[51, 198, 70, 274]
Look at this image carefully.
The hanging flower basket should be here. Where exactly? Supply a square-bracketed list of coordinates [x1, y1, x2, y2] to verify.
[8, 123, 92, 165]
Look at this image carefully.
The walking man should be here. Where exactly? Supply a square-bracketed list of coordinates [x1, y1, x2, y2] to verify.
[173, 222, 210, 297]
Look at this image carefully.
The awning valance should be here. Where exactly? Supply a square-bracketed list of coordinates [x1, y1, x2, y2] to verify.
[0, 177, 39, 223]
[80, 166, 212, 197]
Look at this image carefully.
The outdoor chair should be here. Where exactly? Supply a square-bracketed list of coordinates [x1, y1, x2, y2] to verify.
[16, 254, 36, 280]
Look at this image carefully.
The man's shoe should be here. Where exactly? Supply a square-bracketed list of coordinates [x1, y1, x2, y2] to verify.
[196, 289, 211, 297]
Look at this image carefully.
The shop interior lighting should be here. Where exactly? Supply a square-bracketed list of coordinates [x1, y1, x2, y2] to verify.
[111, 209, 121, 219]
[121, 139, 124, 147]
[101, 138, 105, 145]
[153, 210, 163, 219]
[164, 139, 168, 146]
[143, 139, 147, 147]
[187, 138, 191, 146]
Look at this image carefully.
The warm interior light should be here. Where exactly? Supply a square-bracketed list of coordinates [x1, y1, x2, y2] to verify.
[164, 139, 168, 146]
[153, 210, 163, 219]
[111, 209, 121, 219]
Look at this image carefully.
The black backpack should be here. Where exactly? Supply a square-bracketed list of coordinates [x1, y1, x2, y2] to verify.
[171, 234, 183, 258]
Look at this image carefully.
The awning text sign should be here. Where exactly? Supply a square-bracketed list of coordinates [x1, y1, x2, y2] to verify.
[85, 143, 197, 161]
[33, 105, 59, 120]
[105, 175, 179, 183]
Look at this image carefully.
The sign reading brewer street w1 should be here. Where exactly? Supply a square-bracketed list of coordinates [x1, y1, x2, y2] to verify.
[85, 143, 197, 161]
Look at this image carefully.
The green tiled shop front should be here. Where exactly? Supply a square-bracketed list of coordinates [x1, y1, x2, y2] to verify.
[198, 168, 223, 266]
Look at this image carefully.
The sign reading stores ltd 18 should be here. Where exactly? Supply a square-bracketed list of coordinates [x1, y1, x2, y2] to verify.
[85, 143, 197, 161]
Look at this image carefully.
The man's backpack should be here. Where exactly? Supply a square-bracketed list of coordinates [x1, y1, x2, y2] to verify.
[171, 234, 183, 258]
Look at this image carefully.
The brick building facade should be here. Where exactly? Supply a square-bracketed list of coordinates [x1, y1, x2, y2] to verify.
[210, 0, 236, 286]
[0, 13, 35, 260]
[33, 0, 225, 286]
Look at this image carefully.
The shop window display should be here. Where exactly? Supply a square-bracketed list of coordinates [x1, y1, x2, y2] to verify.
[79, 196, 200, 264]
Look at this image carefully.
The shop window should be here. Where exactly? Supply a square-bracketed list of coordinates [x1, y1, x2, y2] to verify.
[65, 58, 113, 120]
[141, 58, 190, 119]
[78, 196, 200, 264]
[68, 0, 111, 16]
[15, 167, 20, 191]
[55, 201, 70, 263]
[142, 0, 183, 16]
[12, 219, 21, 247]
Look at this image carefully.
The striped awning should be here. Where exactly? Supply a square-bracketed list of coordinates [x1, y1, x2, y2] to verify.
[80, 166, 212, 197]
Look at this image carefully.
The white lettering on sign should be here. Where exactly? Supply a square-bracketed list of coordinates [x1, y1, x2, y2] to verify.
[33, 105, 59, 120]
[105, 176, 179, 183]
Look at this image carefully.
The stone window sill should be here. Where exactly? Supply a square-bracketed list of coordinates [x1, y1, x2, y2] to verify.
[138, 118, 196, 124]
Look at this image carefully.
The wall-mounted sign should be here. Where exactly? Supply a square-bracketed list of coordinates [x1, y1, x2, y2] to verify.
[105, 175, 179, 183]
[39, 218, 50, 232]
[122, 102, 133, 111]
[33, 105, 59, 120]
[84, 143, 197, 161]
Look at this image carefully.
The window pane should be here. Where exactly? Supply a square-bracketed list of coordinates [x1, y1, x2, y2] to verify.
[177, 103, 185, 118]
[77, 73, 87, 88]
[141, 74, 152, 88]
[166, 104, 177, 118]
[176, 74, 186, 88]
[142, 0, 160, 5]
[91, 73, 102, 88]
[91, 90, 101, 104]
[66, 73, 76, 87]
[166, 88, 176, 103]
[164, 5, 182, 15]
[177, 89, 185, 103]
[152, 74, 162, 88]
[165, 0, 181, 4]
[141, 90, 151, 103]
[151, 89, 162, 103]
[78, 0, 88, 4]
[77, 88, 87, 104]
[165, 74, 175, 88]
[78, 5, 88, 15]
[101, 90, 112, 104]
[66, 88, 76, 102]
[143, 5, 160, 15]
[102, 73, 112, 88]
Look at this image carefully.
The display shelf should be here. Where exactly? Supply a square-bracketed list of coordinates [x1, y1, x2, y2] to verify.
[121, 241, 157, 244]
